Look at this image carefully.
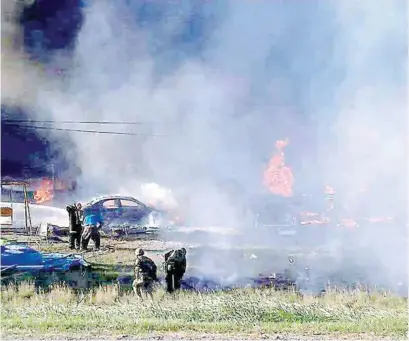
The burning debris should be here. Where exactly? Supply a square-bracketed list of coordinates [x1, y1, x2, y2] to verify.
[115, 272, 297, 293]
[81, 195, 178, 237]
[263, 139, 294, 198]
[33, 179, 54, 204]
[259, 139, 397, 229]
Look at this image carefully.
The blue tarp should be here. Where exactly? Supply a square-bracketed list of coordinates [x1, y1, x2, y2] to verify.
[1, 244, 43, 267]
[1, 242, 90, 274]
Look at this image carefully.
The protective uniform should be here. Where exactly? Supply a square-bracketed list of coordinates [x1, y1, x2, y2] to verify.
[66, 203, 83, 250]
[81, 213, 101, 251]
[133, 248, 157, 300]
[164, 247, 186, 293]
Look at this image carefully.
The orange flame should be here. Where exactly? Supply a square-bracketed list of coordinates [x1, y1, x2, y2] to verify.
[263, 138, 294, 197]
[33, 179, 54, 204]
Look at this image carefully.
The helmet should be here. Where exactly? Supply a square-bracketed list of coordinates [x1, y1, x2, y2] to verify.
[135, 248, 144, 256]
[180, 247, 186, 255]
[76, 202, 82, 209]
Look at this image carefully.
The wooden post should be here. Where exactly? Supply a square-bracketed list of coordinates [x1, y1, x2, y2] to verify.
[23, 184, 32, 234]
[23, 185, 29, 234]
[52, 163, 56, 197]
[26, 185, 33, 234]
[9, 185, 13, 227]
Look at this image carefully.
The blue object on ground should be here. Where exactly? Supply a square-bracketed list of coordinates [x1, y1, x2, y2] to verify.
[1, 241, 90, 274]
[1, 243, 43, 267]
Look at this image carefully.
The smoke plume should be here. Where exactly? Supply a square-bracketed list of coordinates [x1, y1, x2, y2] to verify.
[2, 0, 407, 292]
[1, 0, 46, 107]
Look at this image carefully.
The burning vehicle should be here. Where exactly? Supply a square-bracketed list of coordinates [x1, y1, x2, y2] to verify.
[82, 195, 176, 235]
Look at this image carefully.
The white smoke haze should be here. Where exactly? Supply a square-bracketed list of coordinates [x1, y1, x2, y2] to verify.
[2, 0, 407, 292]
[1, 0, 47, 107]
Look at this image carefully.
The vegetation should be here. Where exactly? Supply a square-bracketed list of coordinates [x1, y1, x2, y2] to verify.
[1, 234, 407, 339]
[2, 281, 407, 340]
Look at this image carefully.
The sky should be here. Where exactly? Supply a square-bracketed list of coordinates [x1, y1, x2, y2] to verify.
[2, 0, 407, 214]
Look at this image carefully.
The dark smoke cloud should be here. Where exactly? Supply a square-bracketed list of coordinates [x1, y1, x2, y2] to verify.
[3, 0, 407, 291]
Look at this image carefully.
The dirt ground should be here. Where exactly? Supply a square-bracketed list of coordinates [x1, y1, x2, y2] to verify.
[1, 231, 315, 278]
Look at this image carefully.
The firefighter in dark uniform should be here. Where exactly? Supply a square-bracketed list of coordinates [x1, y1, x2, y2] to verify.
[164, 247, 187, 293]
[133, 248, 158, 300]
[66, 202, 83, 250]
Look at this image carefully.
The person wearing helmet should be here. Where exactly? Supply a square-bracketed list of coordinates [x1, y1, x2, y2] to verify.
[133, 248, 158, 300]
[80, 213, 102, 251]
[163, 247, 187, 294]
[66, 202, 83, 250]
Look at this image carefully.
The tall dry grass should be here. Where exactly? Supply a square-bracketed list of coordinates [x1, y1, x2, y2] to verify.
[1, 281, 407, 339]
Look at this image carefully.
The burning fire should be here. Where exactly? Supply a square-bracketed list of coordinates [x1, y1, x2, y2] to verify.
[261, 140, 394, 228]
[33, 179, 54, 204]
[263, 138, 294, 197]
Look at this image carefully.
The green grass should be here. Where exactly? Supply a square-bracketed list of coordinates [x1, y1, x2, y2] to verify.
[0, 234, 159, 265]
[1, 234, 407, 339]
[1, 282, 407, 340]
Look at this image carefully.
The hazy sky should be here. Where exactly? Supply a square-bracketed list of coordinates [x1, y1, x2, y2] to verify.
[3, 0, 407, 210]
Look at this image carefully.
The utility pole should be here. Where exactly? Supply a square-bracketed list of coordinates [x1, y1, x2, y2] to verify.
[51, 162, 56, 193]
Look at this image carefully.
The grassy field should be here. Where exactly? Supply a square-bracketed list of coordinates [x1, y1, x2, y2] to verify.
[1, 281, 408, 340]
[1, 234, 408, 339]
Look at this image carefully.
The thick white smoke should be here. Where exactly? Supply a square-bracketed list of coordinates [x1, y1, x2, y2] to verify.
[1, 0, 46, 107]
[2, 0, 407, 292]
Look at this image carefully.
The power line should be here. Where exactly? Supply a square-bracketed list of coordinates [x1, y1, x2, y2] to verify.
[5, 124, 166, 136]
[2, 119, 175, 125]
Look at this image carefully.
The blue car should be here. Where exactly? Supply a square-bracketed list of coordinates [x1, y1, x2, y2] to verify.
[82, 195, 166, 229]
